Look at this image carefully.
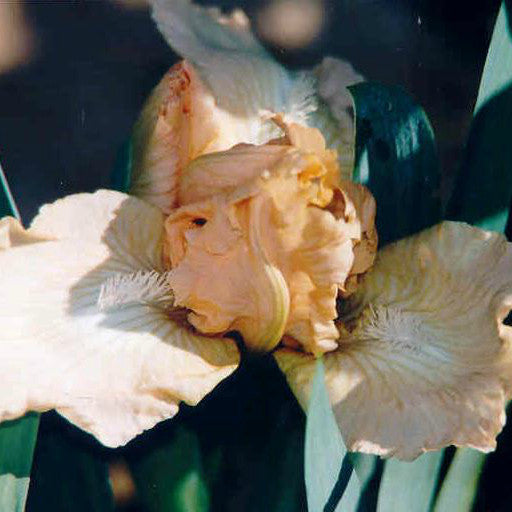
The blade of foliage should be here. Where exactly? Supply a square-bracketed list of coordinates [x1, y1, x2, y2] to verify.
[0, 161, 40, 512]
[376, 451, 443, 512]
[0, 163, 20, 220]
[350, 453, 382, 512]
[474, 2, 512, 116]
[446, 1, 512, 231]
[433, 449, 485, 512]
[349, 82, 442, 245]
[25, 414, 114, 512]
[305, 358, 361, 512]
[0, 415, 39, 512]
[128, 427, 210, 512]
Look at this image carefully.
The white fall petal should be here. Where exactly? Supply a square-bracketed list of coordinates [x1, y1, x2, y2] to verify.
[275, 222, 512, 460]
[0, 190, 239, 447]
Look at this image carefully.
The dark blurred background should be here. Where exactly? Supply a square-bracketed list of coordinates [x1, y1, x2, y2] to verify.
[0, 1, 504, 510]
[0, 0, 502, 222]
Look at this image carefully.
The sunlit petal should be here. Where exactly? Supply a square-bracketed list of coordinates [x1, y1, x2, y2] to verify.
[178, 144, 289, 205]
[165, 187, 290, 352]
[165, 143, 376, 355]
[131, 1, 360, 213]
[130, 61, 222, 213]
[0, 190, 239, 447]
[275, 222, 512, 459]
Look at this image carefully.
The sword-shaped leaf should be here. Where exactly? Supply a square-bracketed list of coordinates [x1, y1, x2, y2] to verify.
[305, 359, 361, 512]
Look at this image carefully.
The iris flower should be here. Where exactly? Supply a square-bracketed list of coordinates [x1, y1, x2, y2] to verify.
[1, 0, 512, 461]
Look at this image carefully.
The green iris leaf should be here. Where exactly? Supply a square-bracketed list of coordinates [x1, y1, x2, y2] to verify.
[376, 452, 443, 512]
[304, 358, 361, 512]
[0, 415, 39, 512]
[25, 418, 114, 512]
[128, 427, 210, 512]
[349, 81, 442, 245]
[0, 164, 20, 221]
[446, 1, 512, 232]
[433, 449, 486, 512]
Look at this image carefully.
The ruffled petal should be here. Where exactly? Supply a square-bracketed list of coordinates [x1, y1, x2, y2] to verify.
[178, 144, 289, 205]
[0, 190, 239, 447]
[131, 2, 361, 210]
[165, 145, 376, 355]
[178, 118, 346, 206]
[130, 61, 222, 213]
[275, 222, 512, 460]
[336, 180, 378, 296]
[129, 60, 290, 213]
[164, 188, 290, 353]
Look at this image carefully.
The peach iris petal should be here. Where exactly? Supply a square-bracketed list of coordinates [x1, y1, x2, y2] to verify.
[129, 60, 287, 215]
[335, 180, 378, 296]
[165, 190, 290, 352]
[178, 144, 290, 205]
[271, 115, 340, 187]
[164, 139, 377, 355]
[131, 61, 221, 213]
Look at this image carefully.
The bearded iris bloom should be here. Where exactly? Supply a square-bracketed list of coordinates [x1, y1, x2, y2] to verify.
[0, 0, 511, 462]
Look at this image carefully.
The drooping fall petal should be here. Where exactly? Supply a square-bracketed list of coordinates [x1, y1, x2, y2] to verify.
[275, 222, 512, 460]
[0, 190, 239, 447]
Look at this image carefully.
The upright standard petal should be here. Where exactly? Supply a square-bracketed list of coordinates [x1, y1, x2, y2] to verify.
[164, 189, 291, 353]
[151, 0, 315, 121]
[130, 61, 223, 213]
[131, 0, 358, 211]
[309, 56, 364, 180]
[130, 61, 292, 213]
[0, 190, 239, 447]
[275, 222, 512, 460]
